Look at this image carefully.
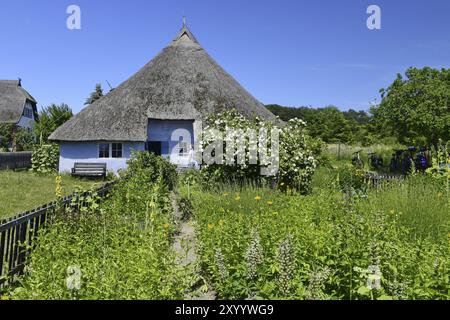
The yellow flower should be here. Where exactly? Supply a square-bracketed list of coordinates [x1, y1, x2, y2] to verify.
[254, 196, 262, 201]
[219, 220, 224, 226]
[267, 201, 273, 206]
[208, 224, 214, 230]
[389, 210, 395, 215]
[235, 196, 241, 201]
[223, 193, 229, 197]
[163, 223, 170, 229]
[55, 175, 63, 199]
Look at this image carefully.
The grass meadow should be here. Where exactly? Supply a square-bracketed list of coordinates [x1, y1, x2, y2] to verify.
[0, 171, 100, 220]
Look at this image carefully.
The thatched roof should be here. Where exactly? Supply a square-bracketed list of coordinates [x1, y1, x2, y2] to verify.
[50, 25, 276, 142]
[0, 80, 37, 124]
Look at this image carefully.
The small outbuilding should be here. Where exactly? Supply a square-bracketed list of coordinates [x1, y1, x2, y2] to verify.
[49, 23, 275, 173]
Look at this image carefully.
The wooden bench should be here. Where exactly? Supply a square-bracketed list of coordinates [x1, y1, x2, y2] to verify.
[71, 163, 107, 178]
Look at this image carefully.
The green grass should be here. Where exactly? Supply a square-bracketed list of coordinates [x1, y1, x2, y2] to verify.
[0, 171, 100, 220]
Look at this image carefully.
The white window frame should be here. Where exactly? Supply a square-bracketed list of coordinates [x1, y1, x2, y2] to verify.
[98, 143, 123, 159]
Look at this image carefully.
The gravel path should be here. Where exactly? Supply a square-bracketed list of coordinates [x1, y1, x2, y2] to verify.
[171, 193, 217, 300]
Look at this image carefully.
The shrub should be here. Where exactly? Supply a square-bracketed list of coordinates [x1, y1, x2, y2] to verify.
[121, 151, 178, 190]
[200, 109, 318, 194]
[31, 143, 59, 174]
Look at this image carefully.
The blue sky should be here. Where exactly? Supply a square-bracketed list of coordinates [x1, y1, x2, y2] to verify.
[1, 0, 449, 113]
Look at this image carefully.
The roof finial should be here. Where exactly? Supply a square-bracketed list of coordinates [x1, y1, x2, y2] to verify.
[182, 16, 186, 28]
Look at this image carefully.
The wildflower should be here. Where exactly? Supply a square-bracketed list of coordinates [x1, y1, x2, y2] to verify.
[215, 249, 228, 280]
[55, 175, 63, 199]
[245, 230, 264, 280]
[267, 201, 273, 206]
[367, 265, 382, 290]
[223, 193, 229, 197]
[254, 196, 262, 201]
[235, 196, 241, 201]
[278, 234, 296, 296]
[208, 224, 214, 230]
[218, 220, 224, 227]
[307, 267, 331, 300]
[389, 210, 395, 215]
[163, 223, 170, 230]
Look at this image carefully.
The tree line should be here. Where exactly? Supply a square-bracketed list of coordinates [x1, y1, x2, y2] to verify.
[267, 67, 449, 147]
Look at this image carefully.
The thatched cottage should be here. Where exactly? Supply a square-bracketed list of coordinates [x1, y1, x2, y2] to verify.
[49, 24, 275, 173]
[0, 80, 37, 131]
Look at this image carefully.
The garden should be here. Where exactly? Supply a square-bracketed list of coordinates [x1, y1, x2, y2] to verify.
[0, 67, 448, 300]
[0, 106, 448, 301]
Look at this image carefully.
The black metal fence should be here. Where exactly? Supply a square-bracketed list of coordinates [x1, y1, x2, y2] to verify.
[0, 182, 116, 287]
[0, 152, 32, 171]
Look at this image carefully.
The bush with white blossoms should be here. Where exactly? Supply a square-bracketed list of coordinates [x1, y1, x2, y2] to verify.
[200, 109, 317, 194]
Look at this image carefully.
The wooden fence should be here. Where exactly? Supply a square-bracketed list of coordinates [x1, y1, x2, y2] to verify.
[0, 182, 116, 287]
[0, 152, 32, 171]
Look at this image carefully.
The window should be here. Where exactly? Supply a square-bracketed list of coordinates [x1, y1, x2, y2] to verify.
[22, 107, 33, 119]
[99, 143, 110, 158]
[112, 143, 123, 158]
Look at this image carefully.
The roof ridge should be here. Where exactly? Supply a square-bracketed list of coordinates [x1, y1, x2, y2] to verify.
[172, 25, 199, 44]
[0, 80, 20, 86]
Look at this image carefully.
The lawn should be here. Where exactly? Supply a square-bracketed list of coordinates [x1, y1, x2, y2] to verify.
[0, 171, 101, 220]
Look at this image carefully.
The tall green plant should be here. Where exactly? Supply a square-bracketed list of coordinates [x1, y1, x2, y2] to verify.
[31, 143, 59, 174]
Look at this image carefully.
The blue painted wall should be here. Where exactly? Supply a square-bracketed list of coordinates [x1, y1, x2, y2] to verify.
[59, 142, 145, 174]
[148, 120, 194, 166]
[58, 120, 196, 174]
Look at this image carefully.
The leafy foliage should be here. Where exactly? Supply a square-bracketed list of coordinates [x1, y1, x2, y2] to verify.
[121, 151, 178, 191]
[34, 104, 73, 142]
[188, 178, 449, 300]
[0, 124, 35, 151]
[31, 143, 59, 174]
[373, 67, 450, 146]
[267, 105, 381, 146]
[10, 153, 189, 300]
[200, 109, 318, 194]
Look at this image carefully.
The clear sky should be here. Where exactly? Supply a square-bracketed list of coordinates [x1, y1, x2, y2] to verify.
[1, 0, 449, 113]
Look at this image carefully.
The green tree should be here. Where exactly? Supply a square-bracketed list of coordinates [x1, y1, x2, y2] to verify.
[85, 84, 104, 105]
[34, 104, 73, 142]
[0, 124, 14, 150]
[373, 67, 450, 146]
[0, 124, 35, 151]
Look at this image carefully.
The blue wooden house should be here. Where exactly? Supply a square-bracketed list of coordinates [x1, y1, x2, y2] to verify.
[49, 24, 275, 174]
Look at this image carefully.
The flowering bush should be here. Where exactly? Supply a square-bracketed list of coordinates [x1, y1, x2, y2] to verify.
[200, 110, 318, 194]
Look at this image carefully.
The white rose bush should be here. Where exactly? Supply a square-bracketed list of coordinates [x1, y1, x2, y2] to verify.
[199, 109, 317, 194]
